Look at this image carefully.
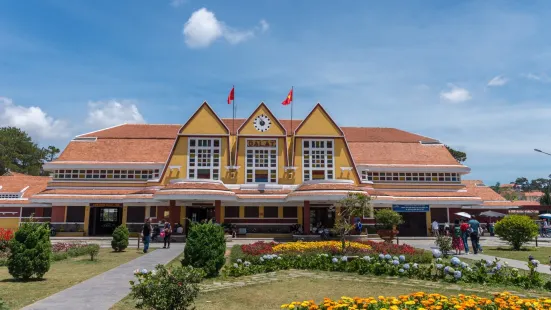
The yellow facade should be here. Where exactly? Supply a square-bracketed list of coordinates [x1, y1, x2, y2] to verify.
[0, 218, 19, 229]
[159, 101, 360, 186]
[180, 102, 228, 135]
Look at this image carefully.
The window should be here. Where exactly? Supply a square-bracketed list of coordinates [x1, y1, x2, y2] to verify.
[225, 206, 239, 218]
[0, 193, 21, 199]
[303, 140, 334, 181]
[246, 139, 277, 183]
[127, 206, 145, 223]
[264, 207, 279, 218]
[53, 169, 160, 180]
[66, 206, 86, 222]
[244, 206, 259, 218]
[361, 171, 461, 183]
[188, 138, 221, 180]
[43, 207, 52, 218]
[21, 208, 36, 217]
[283, 207, 298, 218]
[149, 206, 157, 218]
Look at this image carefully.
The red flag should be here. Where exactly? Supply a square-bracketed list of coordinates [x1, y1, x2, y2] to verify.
[227, 87, 235, 104]
[282, 88, 293, 105]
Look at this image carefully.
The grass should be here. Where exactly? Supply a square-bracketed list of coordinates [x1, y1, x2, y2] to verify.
[111, 269, 548, 310]
[481, 246, 551, 264]
[0, 248, 145, 309]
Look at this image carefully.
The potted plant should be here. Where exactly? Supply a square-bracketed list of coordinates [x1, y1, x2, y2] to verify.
[374, 209, 403, 243]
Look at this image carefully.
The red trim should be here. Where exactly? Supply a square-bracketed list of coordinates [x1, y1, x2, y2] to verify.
[215, 200, 222, 223]
[224, 218, 297, 224]
[0, 207, 20, 217]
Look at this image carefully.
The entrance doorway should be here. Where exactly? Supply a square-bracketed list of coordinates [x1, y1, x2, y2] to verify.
[185, 206, 215, 233]
[397, 212, 427, 236]
[89, 207, 122, 235]
[310, 207, 335, 230]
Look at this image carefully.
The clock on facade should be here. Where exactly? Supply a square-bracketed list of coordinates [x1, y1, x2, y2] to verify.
[253, 114, 271, 132]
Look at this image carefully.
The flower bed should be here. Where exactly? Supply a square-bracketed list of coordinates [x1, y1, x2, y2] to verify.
[240, 241, 432, 263]
[273, 241, 372, 255]
[282, 292, 551, 309]
[52, 242, 88, 253]
[226, 251, 551, 291]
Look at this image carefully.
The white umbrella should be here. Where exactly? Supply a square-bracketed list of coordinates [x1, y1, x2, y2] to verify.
[455, 212, 471, 218]
[538, 213, 551, 219]
[479, 211, 507, 218]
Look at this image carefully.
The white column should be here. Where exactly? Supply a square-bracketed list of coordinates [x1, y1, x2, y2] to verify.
[446, 207, 450, 224]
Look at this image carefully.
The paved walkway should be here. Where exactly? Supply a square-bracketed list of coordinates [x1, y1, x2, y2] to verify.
[22, 245, 184, 310]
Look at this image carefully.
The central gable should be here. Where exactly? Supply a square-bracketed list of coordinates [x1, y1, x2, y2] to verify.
[179, 102, 229, 135]
[295, 103, 343, 136]
[237, 102, 286, 136]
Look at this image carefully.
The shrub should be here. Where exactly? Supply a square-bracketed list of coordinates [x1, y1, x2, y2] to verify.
[374, 209, 403, 229]
[111, 225, 129, 252]
[494, 215, 539, 250]
[86, 244, 100, 261]
[435, 235, 453, 257]
[0, 229, 14, 252]
[130, 265, 203, 310]
[182, 221, 225, 277]
[52, 242, 87, 253]
[0, 298, 7, 310]
[8, 222, 52, 280]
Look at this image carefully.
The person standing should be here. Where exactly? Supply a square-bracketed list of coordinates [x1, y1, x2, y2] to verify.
[452, 219, 464, 255]
[468, 215, 481, 254]
[460, 219, 470, 254]
[141, 218, 152, 254]
[431, 220, 439, 237]
[163, 220, 172, 249]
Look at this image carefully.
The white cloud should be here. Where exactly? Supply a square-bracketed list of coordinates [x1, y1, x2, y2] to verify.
[86, 100, 145, 128]
[182, 8, 266, 48]
[440, 84, 472, 103]
[0, 97, 69, 139]
[521, 73, 551, 83]
[170, 0, 187, 7]
[487, 75, 508, 86]
[259, 20, 269, 33]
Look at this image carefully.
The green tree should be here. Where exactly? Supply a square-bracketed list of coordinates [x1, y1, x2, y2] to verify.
[490, 182, 501, 193]
[0, 127, 60, 176]
[182, 221, 225, 278]
[502, 191, 519, 201]
[445, 146, 467, 163]
[539, 186, 551, 206]
[8, 222, 52, 280]
[333, 193, 371, 253]
[514, 177, 530, 192]
[494, 215, 539, 250]
[111, 225, 129, 252]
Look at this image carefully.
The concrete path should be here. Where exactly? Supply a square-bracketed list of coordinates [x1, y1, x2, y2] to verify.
[22, 244, 184, 310]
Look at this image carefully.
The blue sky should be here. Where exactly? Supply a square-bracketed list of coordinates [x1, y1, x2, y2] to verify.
[1, 0, 551, 185]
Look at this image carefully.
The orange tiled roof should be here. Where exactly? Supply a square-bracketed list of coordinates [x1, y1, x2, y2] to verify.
[295, 183, 367, 192]
[348, 142, 460, 165]
[374, 190, 476, 198]
[57, 138, 174, 163]
[55, 122, 451, 166]
[510, 200, 541, 206]
[0, 173, 50, 204]
[462, 180, 509, 202]
[525, 191, 543, 197]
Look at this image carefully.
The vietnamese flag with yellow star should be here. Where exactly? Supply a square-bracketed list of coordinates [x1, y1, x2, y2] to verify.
[282, 88, 293, 105]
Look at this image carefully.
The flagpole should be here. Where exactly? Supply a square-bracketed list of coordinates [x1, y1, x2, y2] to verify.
[232, 85, 236, 167]
[290, 86, 294, 167]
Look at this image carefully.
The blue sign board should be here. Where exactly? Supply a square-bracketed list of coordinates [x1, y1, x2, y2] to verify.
[392, 205, 430, 213]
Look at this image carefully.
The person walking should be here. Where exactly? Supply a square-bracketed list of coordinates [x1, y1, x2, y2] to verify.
[163, 220, 172, 249]
[141, 218, 152, 254]
[452, 219, 464, 255]
[459, 218, 470, 254]
[431, 220, 439, 237]
[468, 215, 481, 254]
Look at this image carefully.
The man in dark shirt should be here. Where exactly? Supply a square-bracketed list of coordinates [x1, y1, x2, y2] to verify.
[141, 218, 152, 254]
[468, 216, 480, 254]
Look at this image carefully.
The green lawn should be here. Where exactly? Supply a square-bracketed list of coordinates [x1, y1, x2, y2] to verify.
[111, 269, 548, 310]
[481, 246, 551, 264]
[0, 248, 145, 309]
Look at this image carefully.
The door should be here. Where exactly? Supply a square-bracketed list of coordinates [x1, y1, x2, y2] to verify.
[185, 207, 215, 233]
[397, 212, 427, 236]
[95, 207, 121, 235]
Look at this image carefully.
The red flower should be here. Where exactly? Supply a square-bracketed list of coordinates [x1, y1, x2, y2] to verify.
[241, 241, 277, 255]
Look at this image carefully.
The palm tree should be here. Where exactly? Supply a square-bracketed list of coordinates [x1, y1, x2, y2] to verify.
[539, 186, 551, 206]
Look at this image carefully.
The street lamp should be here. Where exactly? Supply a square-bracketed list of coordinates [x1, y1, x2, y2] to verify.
[534, 149, 551, 157]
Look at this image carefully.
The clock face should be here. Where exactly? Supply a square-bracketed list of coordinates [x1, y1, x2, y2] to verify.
[253, 114, 271, 132]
